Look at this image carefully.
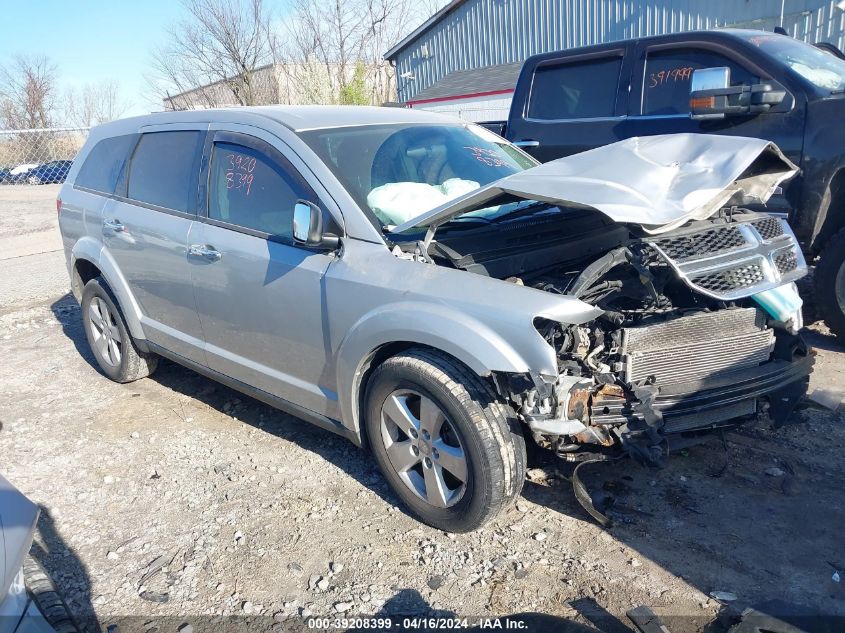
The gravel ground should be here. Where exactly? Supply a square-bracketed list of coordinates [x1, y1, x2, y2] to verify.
[0, 184, 68, 306]
[1, 186, 844, 633]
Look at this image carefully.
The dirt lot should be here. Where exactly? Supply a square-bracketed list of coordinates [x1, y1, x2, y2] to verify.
[1, 186, 844, 632]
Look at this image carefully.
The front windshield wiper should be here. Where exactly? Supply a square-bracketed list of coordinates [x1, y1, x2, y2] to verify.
[438, 201, 550, 231]
[437, 217, 493, 234]
[444, 216, 492, 224]
[487, 200, 551, 224]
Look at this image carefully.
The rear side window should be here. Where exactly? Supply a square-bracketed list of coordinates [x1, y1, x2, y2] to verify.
[127, 131, 202, 213]
[528, 57, 623, 120]
[75, 134, 138, 194]
[643, 48, 760, 115]
[208, 141, 315, 240]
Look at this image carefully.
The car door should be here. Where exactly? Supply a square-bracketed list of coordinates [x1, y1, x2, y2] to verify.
[101, 125, 208, 364]
[507, 45, 633, 162]
[189, 127, 342, 418]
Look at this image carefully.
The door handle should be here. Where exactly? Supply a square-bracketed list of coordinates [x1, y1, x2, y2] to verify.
[188, 244, 222, 262]
[103, 218, 125, 232]
[512, 140, 540, 148]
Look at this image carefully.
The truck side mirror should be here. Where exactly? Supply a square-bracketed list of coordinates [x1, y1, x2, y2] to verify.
[690, 67, 786, 119]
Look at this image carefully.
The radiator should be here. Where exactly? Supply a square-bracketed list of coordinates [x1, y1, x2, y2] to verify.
[621, 308, 774, 386]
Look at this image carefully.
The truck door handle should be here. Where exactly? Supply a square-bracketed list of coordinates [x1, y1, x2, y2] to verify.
[188, 244, 222, 262]
[103, 219, 125, 232]
[512, 140, 540, 148]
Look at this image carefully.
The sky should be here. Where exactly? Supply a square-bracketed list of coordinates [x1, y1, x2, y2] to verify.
[0, 1, 283, 118]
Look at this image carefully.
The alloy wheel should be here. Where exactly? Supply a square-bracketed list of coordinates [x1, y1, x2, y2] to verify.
[88, 297, 122, 367]
[379, 389, 468, 508]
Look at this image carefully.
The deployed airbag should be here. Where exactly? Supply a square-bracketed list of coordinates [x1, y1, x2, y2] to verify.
[367, 178, 480, 225]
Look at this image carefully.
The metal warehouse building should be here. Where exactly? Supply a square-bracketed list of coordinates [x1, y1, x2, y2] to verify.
[386, 0, 845, 121]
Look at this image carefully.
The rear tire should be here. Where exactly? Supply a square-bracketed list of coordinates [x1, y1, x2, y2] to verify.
[815, 228, 845, 339]
[364, 348, 526, 532]
[81, 276, 158, 383]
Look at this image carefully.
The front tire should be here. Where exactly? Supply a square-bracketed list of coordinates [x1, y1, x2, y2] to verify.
[81, 276, 158, 382]
[364, 348, 526, 532]
[815, 228, 845, 339]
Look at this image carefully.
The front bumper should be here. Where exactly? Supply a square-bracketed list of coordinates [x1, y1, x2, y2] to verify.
[591, 352, 814, 433]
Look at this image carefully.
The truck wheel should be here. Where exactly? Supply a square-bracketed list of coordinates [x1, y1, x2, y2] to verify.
[81, 276, 158, 382]
[364, 348, 526, 532]
[815, 227, 845, 339]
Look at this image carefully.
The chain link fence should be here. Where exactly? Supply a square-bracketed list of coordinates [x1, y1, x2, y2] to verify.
[0, 127, 89, 185]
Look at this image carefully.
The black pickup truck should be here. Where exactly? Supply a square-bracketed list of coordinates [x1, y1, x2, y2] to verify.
[494, 28, 845, 338]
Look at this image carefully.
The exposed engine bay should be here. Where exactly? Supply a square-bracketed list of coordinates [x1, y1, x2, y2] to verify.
[392, 204, 813, 472]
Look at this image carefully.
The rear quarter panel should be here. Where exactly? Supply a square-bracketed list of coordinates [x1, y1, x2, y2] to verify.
[58, 184, 106, 294]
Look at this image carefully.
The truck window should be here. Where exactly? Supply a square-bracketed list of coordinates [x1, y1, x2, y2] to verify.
[126, 131, 202, 213]
[745, 33, 845, 92]
[527, 56, 623, 120]
[643, 48, 759, 115]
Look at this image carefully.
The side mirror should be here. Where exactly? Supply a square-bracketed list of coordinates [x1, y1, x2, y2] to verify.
[690, 67, 787, 119]
[293, 200, 339, 249]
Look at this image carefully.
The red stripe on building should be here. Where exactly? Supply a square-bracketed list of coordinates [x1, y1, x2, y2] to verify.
[406, 88, 514, 107]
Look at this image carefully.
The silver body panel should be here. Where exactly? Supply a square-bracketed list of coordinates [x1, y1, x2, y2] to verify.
[102, 198, 207, 364]
[187, 220, 339, 417]
[0, 475, 39, 607]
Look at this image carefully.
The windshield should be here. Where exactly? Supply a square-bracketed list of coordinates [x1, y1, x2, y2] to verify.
[300, 123, 537, 227]
[744, 32, 845, 92]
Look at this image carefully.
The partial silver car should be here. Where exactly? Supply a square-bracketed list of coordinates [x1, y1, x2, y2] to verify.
[58, 107, 812, 531]
[0, 475, 70, 633]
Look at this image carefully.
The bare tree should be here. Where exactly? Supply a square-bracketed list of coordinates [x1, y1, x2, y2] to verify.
[0, 55, 58, 129]
[148, 0, 446, 109]
[149, 0, 278, 110]
[65, 80, 130, 127]
[361, 0, 438, 104]
[277, 0, 446, 106]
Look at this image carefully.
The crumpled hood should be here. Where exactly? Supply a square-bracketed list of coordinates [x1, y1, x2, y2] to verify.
[389, 134, 799, 235]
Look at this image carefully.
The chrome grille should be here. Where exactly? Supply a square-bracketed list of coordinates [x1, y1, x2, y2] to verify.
[691, 264, 765, 294]
[646, 216, 806, 301]
[621, 308, 774, 386]
[651, 225, 746, 261]
[751, 217, 785, 241]
[774, 249, 799, 275]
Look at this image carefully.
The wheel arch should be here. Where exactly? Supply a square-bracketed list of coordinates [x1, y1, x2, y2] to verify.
[813, 167, 845, 254]
[71, 257, 101, 299]
[334, 303, 546, 446]
[70, 238, 146, 341]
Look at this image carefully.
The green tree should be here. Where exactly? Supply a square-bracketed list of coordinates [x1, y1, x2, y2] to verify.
[338, 62, 369, 105]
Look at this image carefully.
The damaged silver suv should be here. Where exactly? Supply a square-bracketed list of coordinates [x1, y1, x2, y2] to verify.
[59, 106, 812, 531]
